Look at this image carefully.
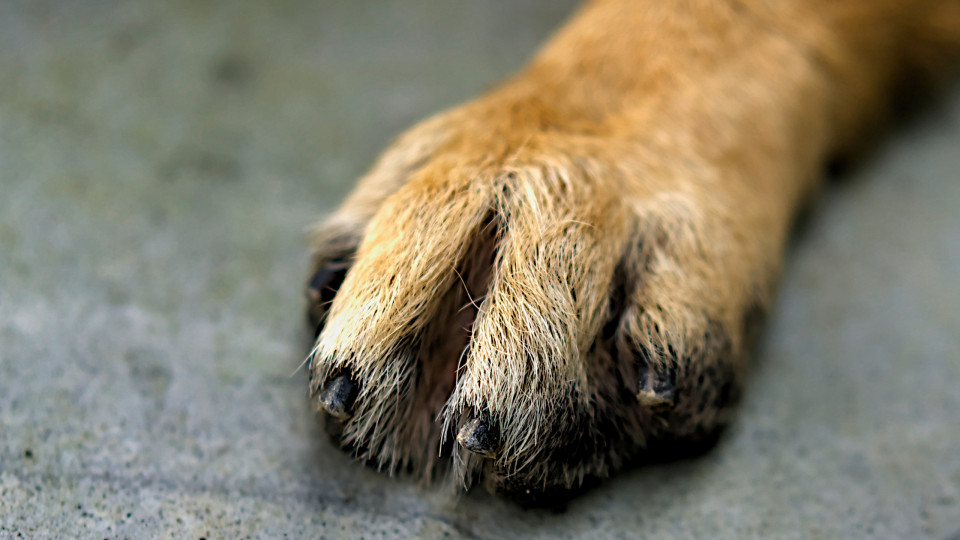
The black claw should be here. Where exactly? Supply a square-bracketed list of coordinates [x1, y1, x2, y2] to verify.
[457, 415, 500, 458]
[306, 261, 349, 304]
[318, 374, 358, 420]
[637, 362, 676, 410]
[307, 267, 338, 298]
[306, 260, 350, 333]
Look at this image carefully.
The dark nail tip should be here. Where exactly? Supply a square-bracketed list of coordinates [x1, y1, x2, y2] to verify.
[308, 268, 338, 295]
[319, 374, 358, 420]
[636, 389, 674, 409]
[637, 362, 676, 411]
[457, 416, 499, 458]
[308, 258, 351, 290]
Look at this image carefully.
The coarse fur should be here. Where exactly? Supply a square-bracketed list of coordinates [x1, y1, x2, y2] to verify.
[305, 0, 960, 503]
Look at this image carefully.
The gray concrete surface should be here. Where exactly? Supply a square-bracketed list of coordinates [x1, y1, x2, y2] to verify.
[1, 1, 959, 538]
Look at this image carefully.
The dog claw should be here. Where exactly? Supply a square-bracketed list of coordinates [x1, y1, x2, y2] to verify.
[457, 415, 500, 458]
[636, 363, 676, 411]
[318, 374, 358, 420]
[306, 261, 350, 335]
[307, 267, 338, 300]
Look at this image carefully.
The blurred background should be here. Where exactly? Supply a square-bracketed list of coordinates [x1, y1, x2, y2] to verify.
[1, 0, 959, 537]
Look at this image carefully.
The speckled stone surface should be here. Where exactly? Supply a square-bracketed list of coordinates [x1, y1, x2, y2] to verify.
[1, 1, 959, 538]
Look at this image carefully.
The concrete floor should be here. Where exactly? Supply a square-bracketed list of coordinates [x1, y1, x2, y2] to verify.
[1, 1, 959, 538]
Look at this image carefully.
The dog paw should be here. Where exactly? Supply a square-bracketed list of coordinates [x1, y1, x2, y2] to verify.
[300, 1, 821, 498]
[304, 115, 775, 502]
[298, 0, 960, 501]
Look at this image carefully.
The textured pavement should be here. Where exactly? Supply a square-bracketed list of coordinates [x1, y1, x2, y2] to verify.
[1, 1, 959, 538]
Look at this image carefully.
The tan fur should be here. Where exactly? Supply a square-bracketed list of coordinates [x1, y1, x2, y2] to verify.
[306, 0, 960, 499]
